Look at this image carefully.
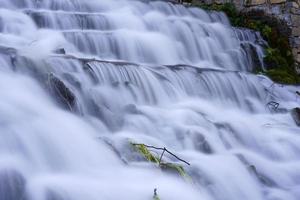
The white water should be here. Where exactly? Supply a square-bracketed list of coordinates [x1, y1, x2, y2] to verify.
[0, 0, 300, 200]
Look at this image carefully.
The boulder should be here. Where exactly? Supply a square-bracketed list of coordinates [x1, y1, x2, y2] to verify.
[291, 107, 300, 126]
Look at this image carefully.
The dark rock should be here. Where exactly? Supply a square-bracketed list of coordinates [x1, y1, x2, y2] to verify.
[0, 169, 27, 200]
[236, 154, 277, 187]
[83, 63, 99, 84]
[122, 104, 141, 114]
[46, 190, 68, 200]
[241, 42, 262, 71]
[25, 11, 45, 28]
[291, 107, 300, 126]
[193, 133, 213, 154]
[54, 48, 66, 55]
[248, 165, 277, 187]
[48, 73, 77, 112]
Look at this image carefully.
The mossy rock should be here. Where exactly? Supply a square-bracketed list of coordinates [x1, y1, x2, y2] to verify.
[159, 163, 192, 182]
[130, 143, 192, 182]
[131, 143, 160, 163]
[264, 69, 299, 84]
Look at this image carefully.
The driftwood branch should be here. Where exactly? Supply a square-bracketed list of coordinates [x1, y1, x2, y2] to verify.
[266, 101, 279, 111]
[132, 143, 190, 166]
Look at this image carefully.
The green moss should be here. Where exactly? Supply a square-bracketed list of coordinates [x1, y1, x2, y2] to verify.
[153, 194, 160, 200]
[193, 3, 300, 84]
[130, 143, 192, 182]
[262, 68, 299, 84]
[133, 143, 160, 163]
[153, 189, 161, 200]
[160, 163, 192, 182]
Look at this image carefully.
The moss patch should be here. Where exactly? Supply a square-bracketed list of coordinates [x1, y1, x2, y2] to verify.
[131, 143, 192, 182]
[133, 143, 160, 163]
[194, 3, 300, 84]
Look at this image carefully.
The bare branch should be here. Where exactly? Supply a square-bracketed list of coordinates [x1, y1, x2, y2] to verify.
[132, 143, 190, 166]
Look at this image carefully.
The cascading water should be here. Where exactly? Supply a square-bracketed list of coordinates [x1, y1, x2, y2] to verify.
[0, 0, 300, 200]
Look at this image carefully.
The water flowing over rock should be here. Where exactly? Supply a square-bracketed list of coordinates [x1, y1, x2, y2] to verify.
[0, 0, 299, 200]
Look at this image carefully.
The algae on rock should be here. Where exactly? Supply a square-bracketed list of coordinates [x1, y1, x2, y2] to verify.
[130, 142, 192, 182]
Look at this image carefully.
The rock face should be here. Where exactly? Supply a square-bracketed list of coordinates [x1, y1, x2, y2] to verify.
[245, 0, 266, 6]
[270, 0, 286, 4]
[191, 0, 300, 73]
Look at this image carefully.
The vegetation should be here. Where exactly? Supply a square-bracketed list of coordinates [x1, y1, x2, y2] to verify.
[131, 143, 192, 182]
[153, 189, 161, 200]
[195, 3, 300, 84]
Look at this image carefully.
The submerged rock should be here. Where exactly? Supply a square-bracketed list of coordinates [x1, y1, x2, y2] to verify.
[240, 42, 262, 71]
[291, 107, 300, 126]
[48, 73, 77, 112]
[248, 165, 277, 187]
[0, 169, 27, 200]
[46, 190, 68, 200]
[193, 133, 213, 154]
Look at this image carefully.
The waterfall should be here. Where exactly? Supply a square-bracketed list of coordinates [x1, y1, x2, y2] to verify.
[0, 0, 300, 200]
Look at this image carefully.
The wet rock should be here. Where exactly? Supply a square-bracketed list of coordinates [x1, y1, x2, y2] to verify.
[54, 48, 66, 55]
[25, 11, 45, 28]
[248, 165, 277, 187]
[122, 104, 141, 114]
[241, 42, 262, 71]
[0, 169, 27, 200]
[46, 190, 68, 200]
[291, 107, 300, 126]
[48, 73, 77, 112]
[193, 133, 213, 154]
[236, 154, 277, 187]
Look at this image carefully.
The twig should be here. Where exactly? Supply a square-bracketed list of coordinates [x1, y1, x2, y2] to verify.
[159, 148, 166, 164]
[266, 101, 279, 112]
[132, 143, 190, 165]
